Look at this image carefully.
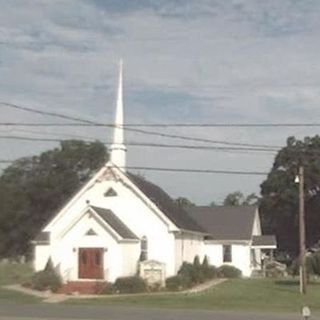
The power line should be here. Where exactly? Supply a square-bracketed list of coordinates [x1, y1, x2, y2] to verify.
[0, 161, 268, 175]
[0, 101, 317, 150]
[124, 166, 268, 176]
[0, 102, 304, 149]
[0, 125, 279, 149]
[2, 102, 277, 148]
[0, 102, 95, 124]
[2, 121, 320, 128]
[0, 135, 278, 153]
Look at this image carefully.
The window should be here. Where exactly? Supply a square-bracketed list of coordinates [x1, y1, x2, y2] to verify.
[85, 228, 97, 236]
[104, 188, 117, 197]
[223, 245, 232, 263]
[140, 236, 148, 261]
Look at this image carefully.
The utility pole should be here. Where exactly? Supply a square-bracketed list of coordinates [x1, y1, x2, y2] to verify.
[298, 165, 307, 294]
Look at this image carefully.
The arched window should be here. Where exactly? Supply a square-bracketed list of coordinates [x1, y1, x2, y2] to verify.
[140, 236, 148, 261]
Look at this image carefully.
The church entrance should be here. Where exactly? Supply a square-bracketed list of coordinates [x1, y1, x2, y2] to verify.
[78, 248, 104, 279]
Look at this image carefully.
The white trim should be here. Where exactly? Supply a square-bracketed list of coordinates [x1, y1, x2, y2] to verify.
[45, 165, 110, 230]
[108, 163, 180, 232]
[205, 239, 250, 245]
[57, 206, 130, 243]
[251, 245, 277, 249]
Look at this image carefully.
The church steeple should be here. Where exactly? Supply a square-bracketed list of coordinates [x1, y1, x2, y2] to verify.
[109, 60, 127, 170]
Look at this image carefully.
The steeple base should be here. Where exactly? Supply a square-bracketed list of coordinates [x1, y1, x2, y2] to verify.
[109, 144, 127, 171]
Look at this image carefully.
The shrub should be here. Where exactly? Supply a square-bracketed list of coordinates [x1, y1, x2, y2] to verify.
[148, 282, 163, 292]
[217, 265, 241, 278]
[114, 276, 147, 294]
[31, 258, 62, 292]
[193, 255, 205, 283]
[265, 261, 286, 278]
[202, 255, 209, 270]
[165, 275, 192, 291]
[308, 251, 320, 275]
[178, 262, 194, 281]
[287, 258, 299, 276]
[206, 266, 217, 279]
[100, 282, 115, 295]
[202, 256, 216, 279]
[31, 269, 62, 292]
[288, 253, 320, 278]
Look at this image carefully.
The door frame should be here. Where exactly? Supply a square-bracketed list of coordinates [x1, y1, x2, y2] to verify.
[78, 247, 104, 280]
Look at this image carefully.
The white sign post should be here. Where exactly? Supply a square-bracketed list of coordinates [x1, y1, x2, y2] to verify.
[302, 306, 311, 320]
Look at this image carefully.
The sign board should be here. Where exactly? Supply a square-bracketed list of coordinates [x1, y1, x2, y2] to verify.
[302, 306, 311, 319]
[139, 260, 166, 287]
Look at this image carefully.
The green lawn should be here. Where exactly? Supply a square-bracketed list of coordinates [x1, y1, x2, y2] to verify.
[1, 263, 320, 312]
[0, 262, 40, 303]
[68, 278, 320, 313]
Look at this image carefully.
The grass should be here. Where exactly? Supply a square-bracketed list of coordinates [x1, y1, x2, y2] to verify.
[0, 262, 40, 303]
[0, 263, 319, 312]
[67, 278, 320, 313]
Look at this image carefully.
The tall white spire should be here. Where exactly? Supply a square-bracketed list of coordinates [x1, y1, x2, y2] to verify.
[109, 59, 127, 170]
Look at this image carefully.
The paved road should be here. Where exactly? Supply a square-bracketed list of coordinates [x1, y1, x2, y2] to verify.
[0, 302, 302, 320]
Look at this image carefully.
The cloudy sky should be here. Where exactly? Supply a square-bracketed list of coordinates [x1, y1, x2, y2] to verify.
[1, 0, 320, 204]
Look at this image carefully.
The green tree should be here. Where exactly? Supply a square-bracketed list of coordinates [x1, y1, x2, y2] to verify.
[0, 140, 108, 258]
[223, 192, 259, 206]
[243, 193, 260, 205]
[223, 191, 245, 206]
[175, 197, 195, 208]
[260, 135, 320, 256]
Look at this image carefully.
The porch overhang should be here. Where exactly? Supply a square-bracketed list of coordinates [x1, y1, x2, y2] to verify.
[251, 235, 277, 249]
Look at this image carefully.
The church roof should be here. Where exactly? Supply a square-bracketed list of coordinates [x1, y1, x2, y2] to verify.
[33, 231, 50, 244]
[186, 205, 257, 240]
[127, 173, 205, 233]
[91, 206, 138, 240]
[252, 235, 277, 247]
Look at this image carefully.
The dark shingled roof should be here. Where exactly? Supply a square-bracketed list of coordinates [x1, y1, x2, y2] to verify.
[91, 206, 138, 240]
[126, 173, 205, 233]
[34, 231, 50, 244]
[252, 235, 277, 247]
[186, 205, 257, 240]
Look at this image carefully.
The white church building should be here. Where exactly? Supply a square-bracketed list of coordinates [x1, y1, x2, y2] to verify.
[33, 62, 276, 289]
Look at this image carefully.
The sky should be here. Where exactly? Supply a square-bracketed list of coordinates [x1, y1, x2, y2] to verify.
[1, 0, 320, 204]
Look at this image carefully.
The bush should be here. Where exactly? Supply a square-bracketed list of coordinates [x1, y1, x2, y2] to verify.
[217, 265, 241, 278]
[31, 270, 62, 292]
[165, 275, 192, 291]
[289, 253, 320, 278]
[178, 262, 194, 282]
[265, 261, 287, 278]
[206, 266, 217, 279]
[31, 258, 62, 292]
[308, 251, 320, 275]
[114, 276, 147, 294]
[100, 282, 115, 295]
[193, 255, 205, 283]
[178, 262, 193, 277]
[202, 256, 216, 279]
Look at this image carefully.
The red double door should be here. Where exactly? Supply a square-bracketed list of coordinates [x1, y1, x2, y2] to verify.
[78, 248, 104, 279]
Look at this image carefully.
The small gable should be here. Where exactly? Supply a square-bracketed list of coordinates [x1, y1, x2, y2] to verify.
[104, 188, 117, 197]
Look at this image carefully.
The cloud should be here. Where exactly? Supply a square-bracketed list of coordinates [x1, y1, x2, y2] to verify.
[1, 0, 320, 203]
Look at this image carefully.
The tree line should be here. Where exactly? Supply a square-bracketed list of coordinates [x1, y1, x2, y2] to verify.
[0, 136, 320, 259]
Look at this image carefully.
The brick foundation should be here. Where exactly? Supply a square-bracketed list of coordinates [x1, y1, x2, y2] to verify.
[58, 281, 106, 295]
